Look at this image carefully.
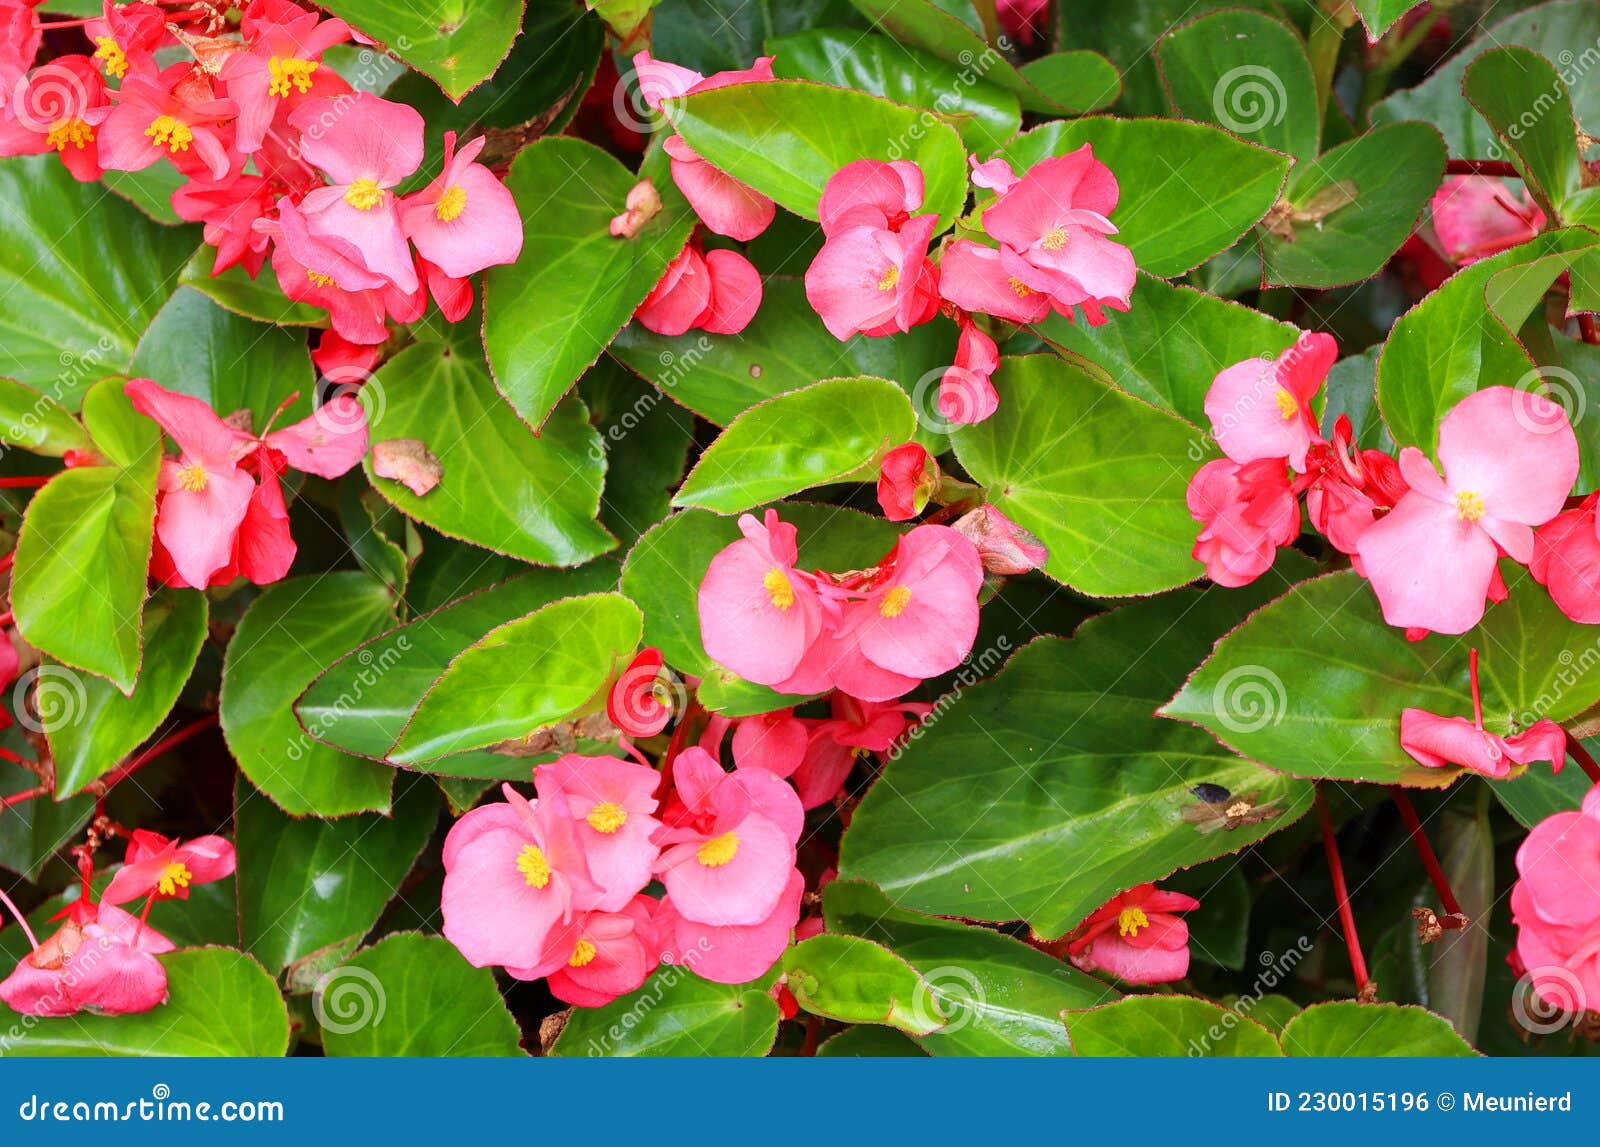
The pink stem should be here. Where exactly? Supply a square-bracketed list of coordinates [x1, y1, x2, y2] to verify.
[0, 883, 39, 951]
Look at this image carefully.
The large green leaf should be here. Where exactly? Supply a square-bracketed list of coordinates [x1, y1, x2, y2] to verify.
[668, 81, 968, 228]
[826, 880, 1115, 1055]
[651, 0, 863, 73]
[1463, 46, 1584, 221]
[235, 775, 436, 973]
[1156, 9, 1320, 162]
[363, 338, 613, 566]
[1000, 119, 1290, 278]
[782, 934, 946, 1035]
[1034, 274, 1298, 428]
[12, 379, 159, 691]
[1376, 229, 1600, 453]
[768, 29, 1020, 155]
[0, 157, 193, 405]
[178, 249, 325, 328]
[1260, 122, 1446, 288]
[0, 948, 289, 1056]
[1065, 996, 1281, 1056]
[1163, 565, 1600, 785]
[0, 378, 91, 457]
[389, 592, 642, 764]
[220, 572, 398, 816]
[840, 557, 1317, 937]
[483, 138, 695, 431]
[1372, 1, 1600, 158]
[551, 969, 780, 1056]
[1279, 1001, 1477, 1056]
[320, 933, 524, 1056]
[951, 354, 1205, 597]
[1355, 0, 1424, 38]
[128, 287, 314, 430]
[609, 276, 958, 427]
[0, 761, 93, 881]
[297, 564, 620, 778]
[675, 377, 914, 513]
[47, 590, 207, 797]
[315, 0, 522, 100]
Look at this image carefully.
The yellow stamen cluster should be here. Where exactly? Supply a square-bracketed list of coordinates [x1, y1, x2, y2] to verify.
[1040, 226, 1068, 251]
[763, 567, 795, 611]
[1007, 277, 1035, 298]
[344, 177, 385, 211]
[157, 861, 194, 897]
[94, 37, 128, 79]
[877, 264, 900, 291]
[267, 56, 319, 98]
[879, 585, 912, 618]
[586, 801, 628, 834]
[1455, 490, 1486, 522]
[1275, 388, 1298, 420]
[568, 938, 598, 967]
[145, 115, 193, 153]
[1117, 906, 1149, 938]
[306, 269, 335, 288]
[435, 185, 467, 222]
[176, 463, 208, 492]
[516, 844, 551, 888]
[696, 831, 739, 868]
[46, 118, 94, 151]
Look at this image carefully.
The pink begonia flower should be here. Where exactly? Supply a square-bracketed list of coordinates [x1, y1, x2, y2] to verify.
[653, 747, 801, 927]
[0, 901, 174, 1018]
[1511, 783, 1600, 1017]
[1531, 492, 1600, 624]
[1431, 176, 1545, 265]
[698, 248, 763, 335]
[805, 214, 939, 340]
[632, 51, 776, 241]
[1357, 386, 1578, 635]
[607, 647, 675, 738]
[99, 61, 238, 182]
[311, 331, 380, 381]
[1399, 648, 1567, 780]
[698, 509, 823, 687]
[399, 132, 523, 278]
[731, 708, 808, 778]
[981, 144, 1135, 322]
[939, 319, 1000, 426]
[219, 0, 350, 154]
[534, 754, 661, 912]
[85, 1, 168, 82]
[1301, 418, 1409, 557]
[936, 239, 1050, 325]
[657, 867, 804, 984]
[1187, 457, 1300, 588]
[264, 394, 370, 479]
[951, 503, 1048, 575]
[792, 694, 929, 809]
[440, 782, 601, 970]
[5, 57, 112, 182]
[1203, 331, 1338, 473]
[876, 442, 938, 521]
[635, 245, 712, 336]
[968, 154, 1019, 195]
[544, 896, 660, 1007]
[126, 379, 258, 588]
[290, 93, 424, 292]
[1067, 883, 1200, 985]
[172, 173, 277, 277]
[818, 159, 924, 234]
[995, 0, 1050, 46]
[101, 829, 236, 908]
[0, 628, 18, 694]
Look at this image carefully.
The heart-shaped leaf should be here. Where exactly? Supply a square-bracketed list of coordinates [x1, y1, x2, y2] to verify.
[1279, 1002, 1477, 1056]
[1065, 996, 1281, 1056]
[314, 0, 523, 100]
[782, 934, 946, 1035]
[551, 968, 780, 1056]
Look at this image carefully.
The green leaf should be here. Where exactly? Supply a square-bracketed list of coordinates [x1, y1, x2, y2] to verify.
[783, 934, 945, 1035]
[1260, 122, 1446, 288]
[0, 378, 92, 457]
[1424, 805, 1492, 1045]
[675, 378, 914, 513]
[12, 380, 159, 691]
[129, 286, 314, 429]
[319, 933, 524, 1056]
[389, 592, 643, 764]
[220, 572, 398, 816]
[47, 590, 207, 796]
[668, 81, 968, 228]
[1001, 119, 1289, 278]
[102, 165, 186, 226]
[298, 564, 621, 778]
[768, 29, 1020, 155]
[1164, 863, 1252, 972]
[0, 763, 93, 881]
[178, 248, 326, 328]
[235, 774, 436, 973]
[1157, 9, 1320, 162]
[1034, 274, 1298, 428]
[1377, 229, 1600, 453]
[1464, 47, 1583, 219]
[1372, 1, 1600, 158]
[0, 948, 289, 1057]
[621, 504, 898, 680]
[315, 0, 521, 100]
[840, 558, 1316, 937]
[1015, 53, 1123, 115]
[825, 881, 1115, 1055]
[1494, 744, 1597, 827]
[581, 362, 692, 547]
[1321, 347, 1391, 451]
[1163, 565, 1600, 785]
[951, 354, 1205, 597]
[483, 138, 696, 431]
[1355, 0, 1424, 39]
[0, 156, 193, 406]
[1279, 1001, 1477, 1056]
[817, 1026, 927, 1055]
[609, 276, 958, 428]
[551, 969, 780, 1056]
[1066, 996, 1282, 1056]
[363, 339, 614, 566]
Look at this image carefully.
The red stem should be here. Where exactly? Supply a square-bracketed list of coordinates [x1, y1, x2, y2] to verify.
[1388, 787, 1463, 916]
[0, 552, 13, 575]
[0, 476, 50, 489]
[1316, 787, 1370, 993]
[0, 785, 48, 811]
[98, 714, 218, 790]
[1581, 314, 1600, 346]
[1445, 159, 1520, 177]
[1565, 732, 1600, 785]
[0, 746, 39, 771]
[1468, 647, 1483, 728]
